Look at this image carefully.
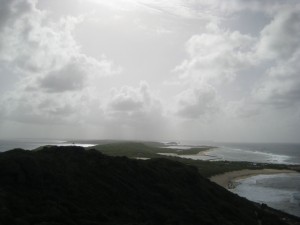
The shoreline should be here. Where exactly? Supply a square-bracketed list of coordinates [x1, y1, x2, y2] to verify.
[210, 169, 297, 189]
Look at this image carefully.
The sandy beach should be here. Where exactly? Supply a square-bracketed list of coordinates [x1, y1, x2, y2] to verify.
[210, 169, 297, 189]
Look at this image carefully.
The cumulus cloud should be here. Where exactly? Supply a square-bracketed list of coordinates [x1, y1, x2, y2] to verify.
[108, 83, 149, 113]
[0, 0, 119, 76]
[2, 90, 84, 124]
[0, 0, 32, 32]
[0, 0, 120, 125]
[253, 6, 300, 108]
[103, 82, 169, 140]
[0, 2, 119, 77]
[253, 51, 300, 108]
[175, 25, 256, 84]
[35, 54, 117, 93]
[174, 4, 300, 121]
[107, 82, 161, 118]
[38, 63, 86, 93]
[1, 0, 299, 142]
[172, 21, 259, 122]
[175, 83, 219, 119]
[256, 6, 300, 60]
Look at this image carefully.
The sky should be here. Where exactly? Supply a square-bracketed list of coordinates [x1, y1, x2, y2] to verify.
[0, 0, 300, 143]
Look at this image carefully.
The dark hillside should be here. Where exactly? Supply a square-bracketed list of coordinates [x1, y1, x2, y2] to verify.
[0, 146, 294, 225]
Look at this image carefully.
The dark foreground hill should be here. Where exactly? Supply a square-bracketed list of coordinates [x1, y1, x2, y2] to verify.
[0, 146, 296, 225]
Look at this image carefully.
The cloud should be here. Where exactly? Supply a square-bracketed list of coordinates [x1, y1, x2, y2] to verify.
[252, 6, 300, 108]
[253, 51, 300, 108]
[108, 83, 148, 112]
[196, 0, 298, 15]
[0, 0, 36, 32]
[103, 82, 169, 140]
[38, 62, 86, 93]
[0, 0, 120, 125]
[172, 22, 257, 121]
[0, 0, 50, 68]
[1, 0, 299, 142]
[107, 81, 161, 117]
[0, 0, 119, 80]
[133, 0, 213, 20]
[175, 25, 256, 84]
[225, 100, 260, 118]
[256, 5, 300, 60]
[36, 54, 117, 93]
[86, 0, 298, 22]
[174, 4, 300, 120]
[2, 91, 82, 124]
[175, 83, 219, 119]
[87, 0, 213, 20]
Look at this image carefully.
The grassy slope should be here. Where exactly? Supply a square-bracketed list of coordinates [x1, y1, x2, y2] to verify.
[90, 142, 295, 177]
[89, 142, 211, 158]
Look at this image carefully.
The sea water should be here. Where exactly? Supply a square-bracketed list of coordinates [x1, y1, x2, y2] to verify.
[175, 142, 300, 165]
[232, 173, 300, 217]
[0, 139, 95, 152]
[205, 143, 300, 217]
[169, 142, 300, 217]
[215, 143, 300, 165]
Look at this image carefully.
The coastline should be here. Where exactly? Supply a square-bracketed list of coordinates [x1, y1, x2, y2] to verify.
[210, 169, 297, 189]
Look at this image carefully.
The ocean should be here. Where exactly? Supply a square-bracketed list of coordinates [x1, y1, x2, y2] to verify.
[170, 141, 300, 217]
[209, 143, 300, 217]
[232, 173, 300, 217]
[218, 143, 300, 217]
[215, 142, 300, 165]
[169, 142, 300, 165]
[0, 139, 95, 152]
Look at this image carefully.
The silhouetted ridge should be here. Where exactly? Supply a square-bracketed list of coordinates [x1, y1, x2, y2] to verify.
[0, 146, 292, 225]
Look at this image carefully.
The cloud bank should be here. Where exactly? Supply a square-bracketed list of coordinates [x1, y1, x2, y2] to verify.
[0, 0, 299, 142]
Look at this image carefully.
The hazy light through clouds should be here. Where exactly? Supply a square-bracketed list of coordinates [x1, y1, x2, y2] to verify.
[0, 0, 299, 143]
